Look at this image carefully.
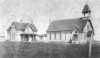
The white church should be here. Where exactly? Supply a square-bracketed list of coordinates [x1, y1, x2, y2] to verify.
[46, 3, 94, 43]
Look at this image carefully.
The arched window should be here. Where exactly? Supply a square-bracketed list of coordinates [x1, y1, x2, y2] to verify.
[72, 31, 78, 41]
[87, 31, 92, 37]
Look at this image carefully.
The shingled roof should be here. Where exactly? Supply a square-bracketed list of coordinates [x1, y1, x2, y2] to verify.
[47, 17, 92, 33]
[7, 22, 37, 32]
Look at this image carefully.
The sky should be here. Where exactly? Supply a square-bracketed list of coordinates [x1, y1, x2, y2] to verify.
[0, 0, 100, 40]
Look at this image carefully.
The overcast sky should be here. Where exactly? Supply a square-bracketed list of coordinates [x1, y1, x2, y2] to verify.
[0, 0, 100, 40]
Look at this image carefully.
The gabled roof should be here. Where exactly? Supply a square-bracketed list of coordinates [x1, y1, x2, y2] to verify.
[7, 22, 37, 32]
[47, 17, 93, 33]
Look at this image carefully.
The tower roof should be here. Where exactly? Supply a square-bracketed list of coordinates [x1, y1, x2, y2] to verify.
[82, 4, 91, 16]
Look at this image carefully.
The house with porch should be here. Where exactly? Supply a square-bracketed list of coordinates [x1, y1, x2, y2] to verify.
[46, 4, 94, 43]
[7, 21, 37, 42]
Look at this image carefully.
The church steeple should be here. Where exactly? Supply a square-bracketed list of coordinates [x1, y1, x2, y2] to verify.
[82, 3, 91, 17]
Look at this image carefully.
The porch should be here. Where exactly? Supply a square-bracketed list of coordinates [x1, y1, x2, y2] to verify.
[20, 33, 36, 42]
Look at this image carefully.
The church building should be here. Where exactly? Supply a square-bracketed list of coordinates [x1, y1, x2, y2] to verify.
[46, 4, 94, 43]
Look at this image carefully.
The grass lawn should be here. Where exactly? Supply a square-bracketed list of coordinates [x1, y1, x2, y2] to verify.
[0, 42, 6, 58]
[1, 41, 100, 58]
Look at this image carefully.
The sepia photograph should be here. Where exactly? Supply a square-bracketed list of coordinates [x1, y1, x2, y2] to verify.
[0, 0, 99, 58]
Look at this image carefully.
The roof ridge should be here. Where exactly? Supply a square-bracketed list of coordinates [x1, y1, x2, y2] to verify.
[51, 17, 83, 23]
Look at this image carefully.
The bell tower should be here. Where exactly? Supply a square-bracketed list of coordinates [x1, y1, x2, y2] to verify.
[82, 1, 94, 58]
[82, 3, 91, 17]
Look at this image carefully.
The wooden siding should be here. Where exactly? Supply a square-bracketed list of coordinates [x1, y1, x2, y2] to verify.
[83, 21, 93, 41]
[47, 33, 50, 41]
[61, 32, 66, 41]
[56, 32, 60, 40]
[55, 32, 56, 40]
[47, 32, 72, 42]
[60, 32, 61, 40]
[83, 21, 93, 32]
[47, 29, 91, 43]
[10, 29, 16, 41]
[65, 33, 72, 42]
[51, 32, 55, 40]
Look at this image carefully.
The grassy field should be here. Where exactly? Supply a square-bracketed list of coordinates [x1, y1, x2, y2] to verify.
[0, 42, 6, 58]
[1, 41, 100, 58]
